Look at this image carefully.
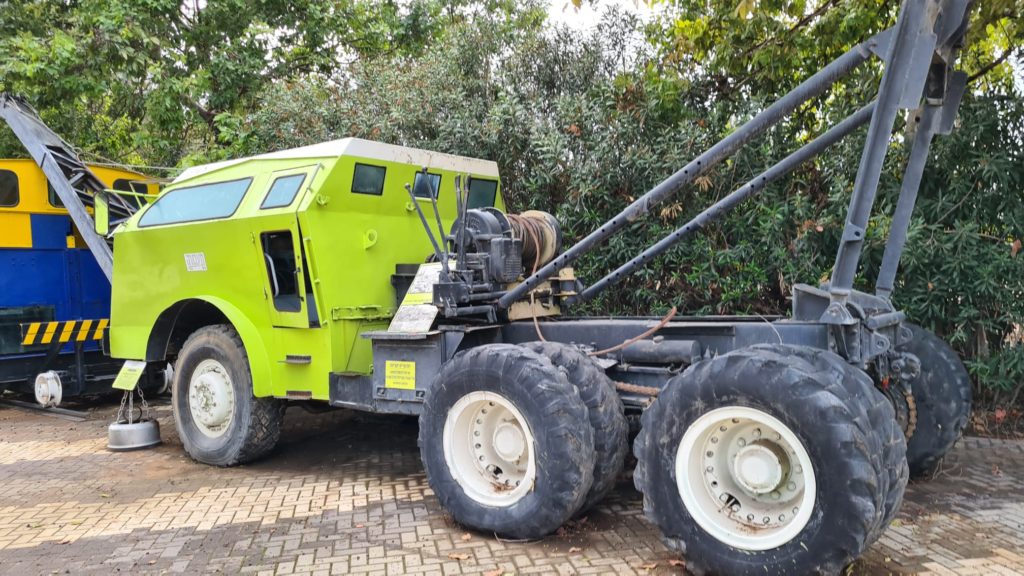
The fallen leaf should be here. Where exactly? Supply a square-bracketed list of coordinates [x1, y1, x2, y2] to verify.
[58, 539, 72, 545]
[460, 533, 472, 541]
[355, 524, 364, 528]
[1011, 239, 1021, 258]
[99, 493, 111, 499]
[483, 570, 505, 576]
[69, 520, 83, 526]
[146, 560, 157, 565]
[568, 546, 582, 553]
[448, 553, 471, 561]
[815, 225, 824, 233]
[669, 559, 686, 567]
[994, 408, 1007, 424]
[641, 562, 658, 570]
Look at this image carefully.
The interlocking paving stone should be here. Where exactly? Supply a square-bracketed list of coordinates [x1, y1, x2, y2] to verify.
[0, 400, 1021, 575]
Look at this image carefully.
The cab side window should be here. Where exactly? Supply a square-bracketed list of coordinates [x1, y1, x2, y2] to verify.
[0, 170, 18, 207]
[47, 182, 63, 207]
[113, 178, 149, 195]
[467, 177, 498, 209]
[413, 172, 441, 199]
[261, 174, 306, 209]
[351, 163, 386, 195]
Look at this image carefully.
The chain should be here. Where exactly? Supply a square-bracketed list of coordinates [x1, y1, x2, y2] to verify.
[116, 389, 130, 424]
[137, 385, 151, 421]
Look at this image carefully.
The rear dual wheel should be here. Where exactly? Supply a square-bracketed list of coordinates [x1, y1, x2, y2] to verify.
[634, 344, 907, 575]
[418, 344, 596, 539]
[900, 324, 972, 478]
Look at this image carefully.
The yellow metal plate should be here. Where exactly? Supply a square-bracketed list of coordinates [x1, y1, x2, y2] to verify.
[384, 360, 416, 390]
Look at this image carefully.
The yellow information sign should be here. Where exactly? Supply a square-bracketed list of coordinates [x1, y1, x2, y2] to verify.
[112, 360, 148, 391]
[385, 360, 416, 390]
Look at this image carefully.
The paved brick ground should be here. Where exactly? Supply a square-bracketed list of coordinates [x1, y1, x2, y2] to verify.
[0, 399, 1021, 576]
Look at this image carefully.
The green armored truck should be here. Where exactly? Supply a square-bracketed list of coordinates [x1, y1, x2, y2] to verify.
[5, 1, 979, 572]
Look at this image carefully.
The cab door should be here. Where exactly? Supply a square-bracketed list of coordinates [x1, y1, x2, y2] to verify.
[255, 166, 318, 328]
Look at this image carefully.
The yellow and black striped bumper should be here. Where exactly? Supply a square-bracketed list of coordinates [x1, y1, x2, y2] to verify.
[20, 319, 108, 346]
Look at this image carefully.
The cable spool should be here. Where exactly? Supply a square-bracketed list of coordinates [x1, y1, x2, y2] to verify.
[507, 211, 562, 269]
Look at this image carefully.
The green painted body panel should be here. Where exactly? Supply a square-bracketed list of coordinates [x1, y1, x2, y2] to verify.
[109, 140, 503, 399]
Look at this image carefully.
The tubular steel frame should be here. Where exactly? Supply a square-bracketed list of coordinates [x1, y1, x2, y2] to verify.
[499, 0, 973, 315]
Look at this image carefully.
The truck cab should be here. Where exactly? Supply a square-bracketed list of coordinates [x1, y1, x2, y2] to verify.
[109, 139, 504, 402]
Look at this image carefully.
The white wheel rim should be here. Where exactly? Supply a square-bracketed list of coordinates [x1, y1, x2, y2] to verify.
[187, 359, 235, 438]
[443, 391, 537, 507]
[675, 406, 816, 551]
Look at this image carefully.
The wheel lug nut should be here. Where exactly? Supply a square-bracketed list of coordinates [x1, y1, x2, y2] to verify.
[787, 481, 796, 491]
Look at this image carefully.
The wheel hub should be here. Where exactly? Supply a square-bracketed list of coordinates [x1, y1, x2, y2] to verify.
[492, 421, 526, 462]
[733, 443, 784, 494]
[187, 359, 235, 438]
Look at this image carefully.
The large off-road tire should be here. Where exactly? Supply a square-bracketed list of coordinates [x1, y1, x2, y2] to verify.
[777, 345, 908, 542]
[172, 325, 285, 466]
[521, 341, 628, 512]
[419, 344, 595, 539]
[899, 324, 972, 478]
[634, 345, 892, 575]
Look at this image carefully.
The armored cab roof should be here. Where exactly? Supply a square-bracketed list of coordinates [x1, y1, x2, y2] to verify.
[173, 138, 500, 184]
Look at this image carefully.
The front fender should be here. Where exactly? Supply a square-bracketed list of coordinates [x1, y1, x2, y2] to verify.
[187, 296, 274, 397]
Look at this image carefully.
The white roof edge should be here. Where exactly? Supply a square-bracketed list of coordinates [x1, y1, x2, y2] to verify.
[173, 138, 499, 183]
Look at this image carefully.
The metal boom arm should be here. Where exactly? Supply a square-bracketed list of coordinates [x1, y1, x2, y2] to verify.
[499, 0, 972, 312]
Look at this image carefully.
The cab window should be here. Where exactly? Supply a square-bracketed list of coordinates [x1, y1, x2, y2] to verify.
[138, 178, 251, 227]
[47, 182, 64, 207]
[261, 174, 306, 209]
[467, 177, 498, 209]
[0, 170, 18, 207]
[113, 178, 149, 195]
[351, 163, 386, 195]
[413, 172, 441, 199]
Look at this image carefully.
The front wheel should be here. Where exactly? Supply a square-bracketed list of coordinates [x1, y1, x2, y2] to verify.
[634, 345, 899, 575]
[418, 344, 595, 539]
[172, 325, 285, 466]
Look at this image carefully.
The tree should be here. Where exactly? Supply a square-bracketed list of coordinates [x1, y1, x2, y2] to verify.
[0, 0, 449, 164]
